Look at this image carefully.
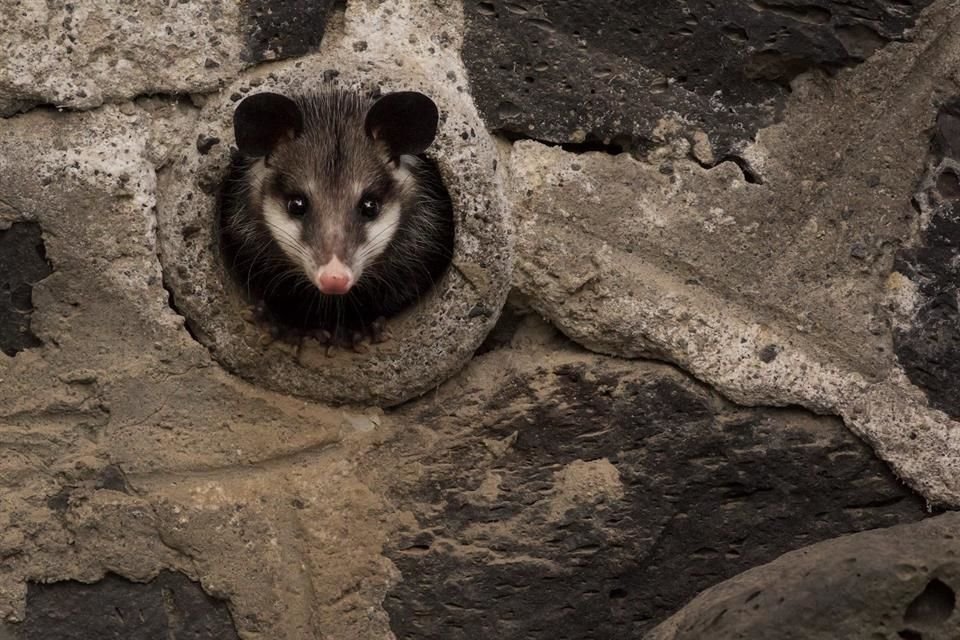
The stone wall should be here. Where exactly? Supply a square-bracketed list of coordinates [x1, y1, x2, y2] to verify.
[1, 1, 959, 638]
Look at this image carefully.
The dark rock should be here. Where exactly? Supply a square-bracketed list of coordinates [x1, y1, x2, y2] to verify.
[758, 343, 780, 362]
[462, 0, 932, 158]
[0, 222, 51, 357]
[894, 98, 960, 419]
[196, 135, 220, 155]
[935, 168, 960, 200]
[94, 464, 131, 493]
[4, 571, 238, 639]
[242, 0, 339, 63]
[933, 97, 960, 162]
[384, 348, 928, 639]
[644, 514, 960, 640]
[894, 200, 960, 419]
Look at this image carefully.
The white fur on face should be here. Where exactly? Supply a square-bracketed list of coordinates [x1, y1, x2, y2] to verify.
[354, 200, 402, 274]
[262, 198, 313, 273]
[349, 157, 416, 276]
[250, 159, 315, 275]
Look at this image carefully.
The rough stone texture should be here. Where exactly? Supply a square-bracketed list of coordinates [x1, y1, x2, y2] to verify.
[0, 0, 346, 116]
[1, 0, 960, 638]
[0, 98, 400, 638]
[5, 572, 238, 640]
[463, 0, 932, 159]
[379, 321, 928, 639]
[0, 222, 50, 356]
[893, 99, 960, 420]
[157, 0, 512, 406]
[0, 1, 246, 115]
[508, 1, 960, 504]
[646, 513, 960, 640]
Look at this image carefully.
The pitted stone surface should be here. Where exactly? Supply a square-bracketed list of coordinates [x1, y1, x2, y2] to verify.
[645, 513, 960, 640]
[3, 0, 960, 638]
[0, 105, 187, 349]
[463, 0, 932, 159]
[379, 327, 928, 639]
[507, 1, 960, 505]
[0, 1, 245, 115]
[157, 2, 512, 406]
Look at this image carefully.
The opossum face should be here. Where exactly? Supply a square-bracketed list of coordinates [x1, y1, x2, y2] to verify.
[234, 91, 439, 295]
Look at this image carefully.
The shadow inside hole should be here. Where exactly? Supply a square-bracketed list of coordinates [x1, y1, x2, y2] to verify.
[217, 150, 455, 341]
[903, 578, 956, 628]
[936, 169, 960, 200]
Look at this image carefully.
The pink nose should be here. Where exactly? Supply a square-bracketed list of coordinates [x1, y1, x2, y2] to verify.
[315, 257, 353, 295]
[318, 272, 352, 294]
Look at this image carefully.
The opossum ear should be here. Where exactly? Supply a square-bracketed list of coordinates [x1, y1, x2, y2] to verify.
[233, 93, 304, 157]
[365, 92, 439, 157]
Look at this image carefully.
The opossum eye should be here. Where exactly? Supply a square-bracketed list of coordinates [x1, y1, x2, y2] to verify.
[358, 196, 381, 220]
[286, 195, 309, 218]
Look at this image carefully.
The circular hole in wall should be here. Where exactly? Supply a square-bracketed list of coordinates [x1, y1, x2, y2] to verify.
[156, 64, 512, 407]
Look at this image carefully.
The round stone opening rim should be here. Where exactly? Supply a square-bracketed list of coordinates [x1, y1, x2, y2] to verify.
[155, 76, 513, 407]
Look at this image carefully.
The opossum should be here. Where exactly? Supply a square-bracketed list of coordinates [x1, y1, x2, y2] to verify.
[218, 89, 455, 345]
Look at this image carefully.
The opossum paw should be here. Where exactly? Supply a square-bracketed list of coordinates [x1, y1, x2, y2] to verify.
[369, 316, 392, 344]
[244, 301, 282, 343]
[348, 318, 390, 352]
[350, 330, 371, 354]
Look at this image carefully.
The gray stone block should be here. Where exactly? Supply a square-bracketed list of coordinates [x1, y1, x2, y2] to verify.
[646, 513, 960, 640]
[0, 1, 245, 115]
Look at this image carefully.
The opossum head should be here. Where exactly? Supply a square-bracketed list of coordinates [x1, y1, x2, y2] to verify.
[233, 90, 439, 295]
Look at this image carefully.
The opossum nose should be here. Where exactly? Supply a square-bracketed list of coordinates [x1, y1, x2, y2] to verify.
[316, 256, 354, 295]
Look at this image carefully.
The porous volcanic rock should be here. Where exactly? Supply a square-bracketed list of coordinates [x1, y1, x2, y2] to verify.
[243, 0, 339, 63]
[893, 97, 960, 420]
[462, 0, 932, 158]
[645, 513, 960, 640]
[379, 321, 928, 639]
[0, 0, 245, 115]
[506, 1, 960, 505]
